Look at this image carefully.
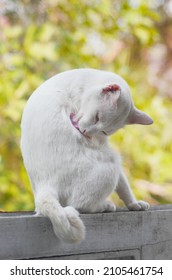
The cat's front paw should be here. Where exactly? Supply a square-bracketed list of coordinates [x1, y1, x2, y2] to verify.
[103, 201, 116, 212]
[128, 200, 150, 211]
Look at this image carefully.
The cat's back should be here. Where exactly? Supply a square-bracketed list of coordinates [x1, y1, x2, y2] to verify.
[21, 69, 92, 120]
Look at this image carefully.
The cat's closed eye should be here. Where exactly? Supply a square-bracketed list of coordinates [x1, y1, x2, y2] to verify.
[95, 112, 99, 124]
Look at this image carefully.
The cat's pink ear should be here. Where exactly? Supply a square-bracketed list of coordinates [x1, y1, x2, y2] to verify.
[102, 84, 121, 100]
[127, 107, 153, 125]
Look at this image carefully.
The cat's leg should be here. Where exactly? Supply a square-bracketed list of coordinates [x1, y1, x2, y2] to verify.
[79, 201, 116, 213]
[73, 196, 116, 213]
[116, 171, 149, 210]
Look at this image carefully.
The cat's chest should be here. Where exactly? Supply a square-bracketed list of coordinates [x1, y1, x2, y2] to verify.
[77, 144, 120, 173]
[86, 147, 117, 164]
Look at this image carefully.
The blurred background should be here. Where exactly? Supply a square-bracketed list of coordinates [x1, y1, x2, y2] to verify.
[0, 0, 172, 211]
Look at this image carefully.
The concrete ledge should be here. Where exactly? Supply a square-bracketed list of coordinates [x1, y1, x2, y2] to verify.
[0, 205, 172, 260]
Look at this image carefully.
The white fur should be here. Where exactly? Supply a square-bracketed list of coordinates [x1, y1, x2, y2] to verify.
[20, 68, 153, 243]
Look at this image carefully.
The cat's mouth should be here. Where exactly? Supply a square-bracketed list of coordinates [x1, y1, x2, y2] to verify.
[70, 113, 107, 138]
[70, 113, 91, 139]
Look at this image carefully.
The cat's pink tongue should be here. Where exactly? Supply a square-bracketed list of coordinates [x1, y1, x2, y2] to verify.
[70, 113, 79, 130]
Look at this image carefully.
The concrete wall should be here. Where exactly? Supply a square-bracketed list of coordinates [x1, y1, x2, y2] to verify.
[0, 205, 172, 260]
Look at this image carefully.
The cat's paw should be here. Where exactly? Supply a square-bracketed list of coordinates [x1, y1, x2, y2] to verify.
[128, 200, 150, 211]
[103, 201, 116, 212]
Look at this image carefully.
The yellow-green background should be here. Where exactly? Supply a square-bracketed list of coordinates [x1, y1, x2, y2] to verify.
[0, 0, 172, 211]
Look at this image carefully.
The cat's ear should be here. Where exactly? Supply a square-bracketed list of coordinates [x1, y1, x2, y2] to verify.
[102, 84, 121, 101]
[127, 107, 153, 125]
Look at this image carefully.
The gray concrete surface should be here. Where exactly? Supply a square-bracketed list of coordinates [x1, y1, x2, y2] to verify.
[0, 205, 172, 259]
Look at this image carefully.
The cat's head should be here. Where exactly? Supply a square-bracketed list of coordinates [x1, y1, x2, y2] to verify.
[75, 81, 153, 138]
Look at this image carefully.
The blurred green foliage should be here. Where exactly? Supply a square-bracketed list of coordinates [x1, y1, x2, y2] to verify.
[0, 0, 172, 211]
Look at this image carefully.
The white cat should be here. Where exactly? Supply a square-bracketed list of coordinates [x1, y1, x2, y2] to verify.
[20, 68, 153, 243]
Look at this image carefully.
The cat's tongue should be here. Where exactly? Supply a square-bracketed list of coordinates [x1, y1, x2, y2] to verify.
[70, 113, 79, 130]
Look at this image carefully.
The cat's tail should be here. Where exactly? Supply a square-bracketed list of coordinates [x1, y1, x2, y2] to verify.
[35, 191, 85, 243]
